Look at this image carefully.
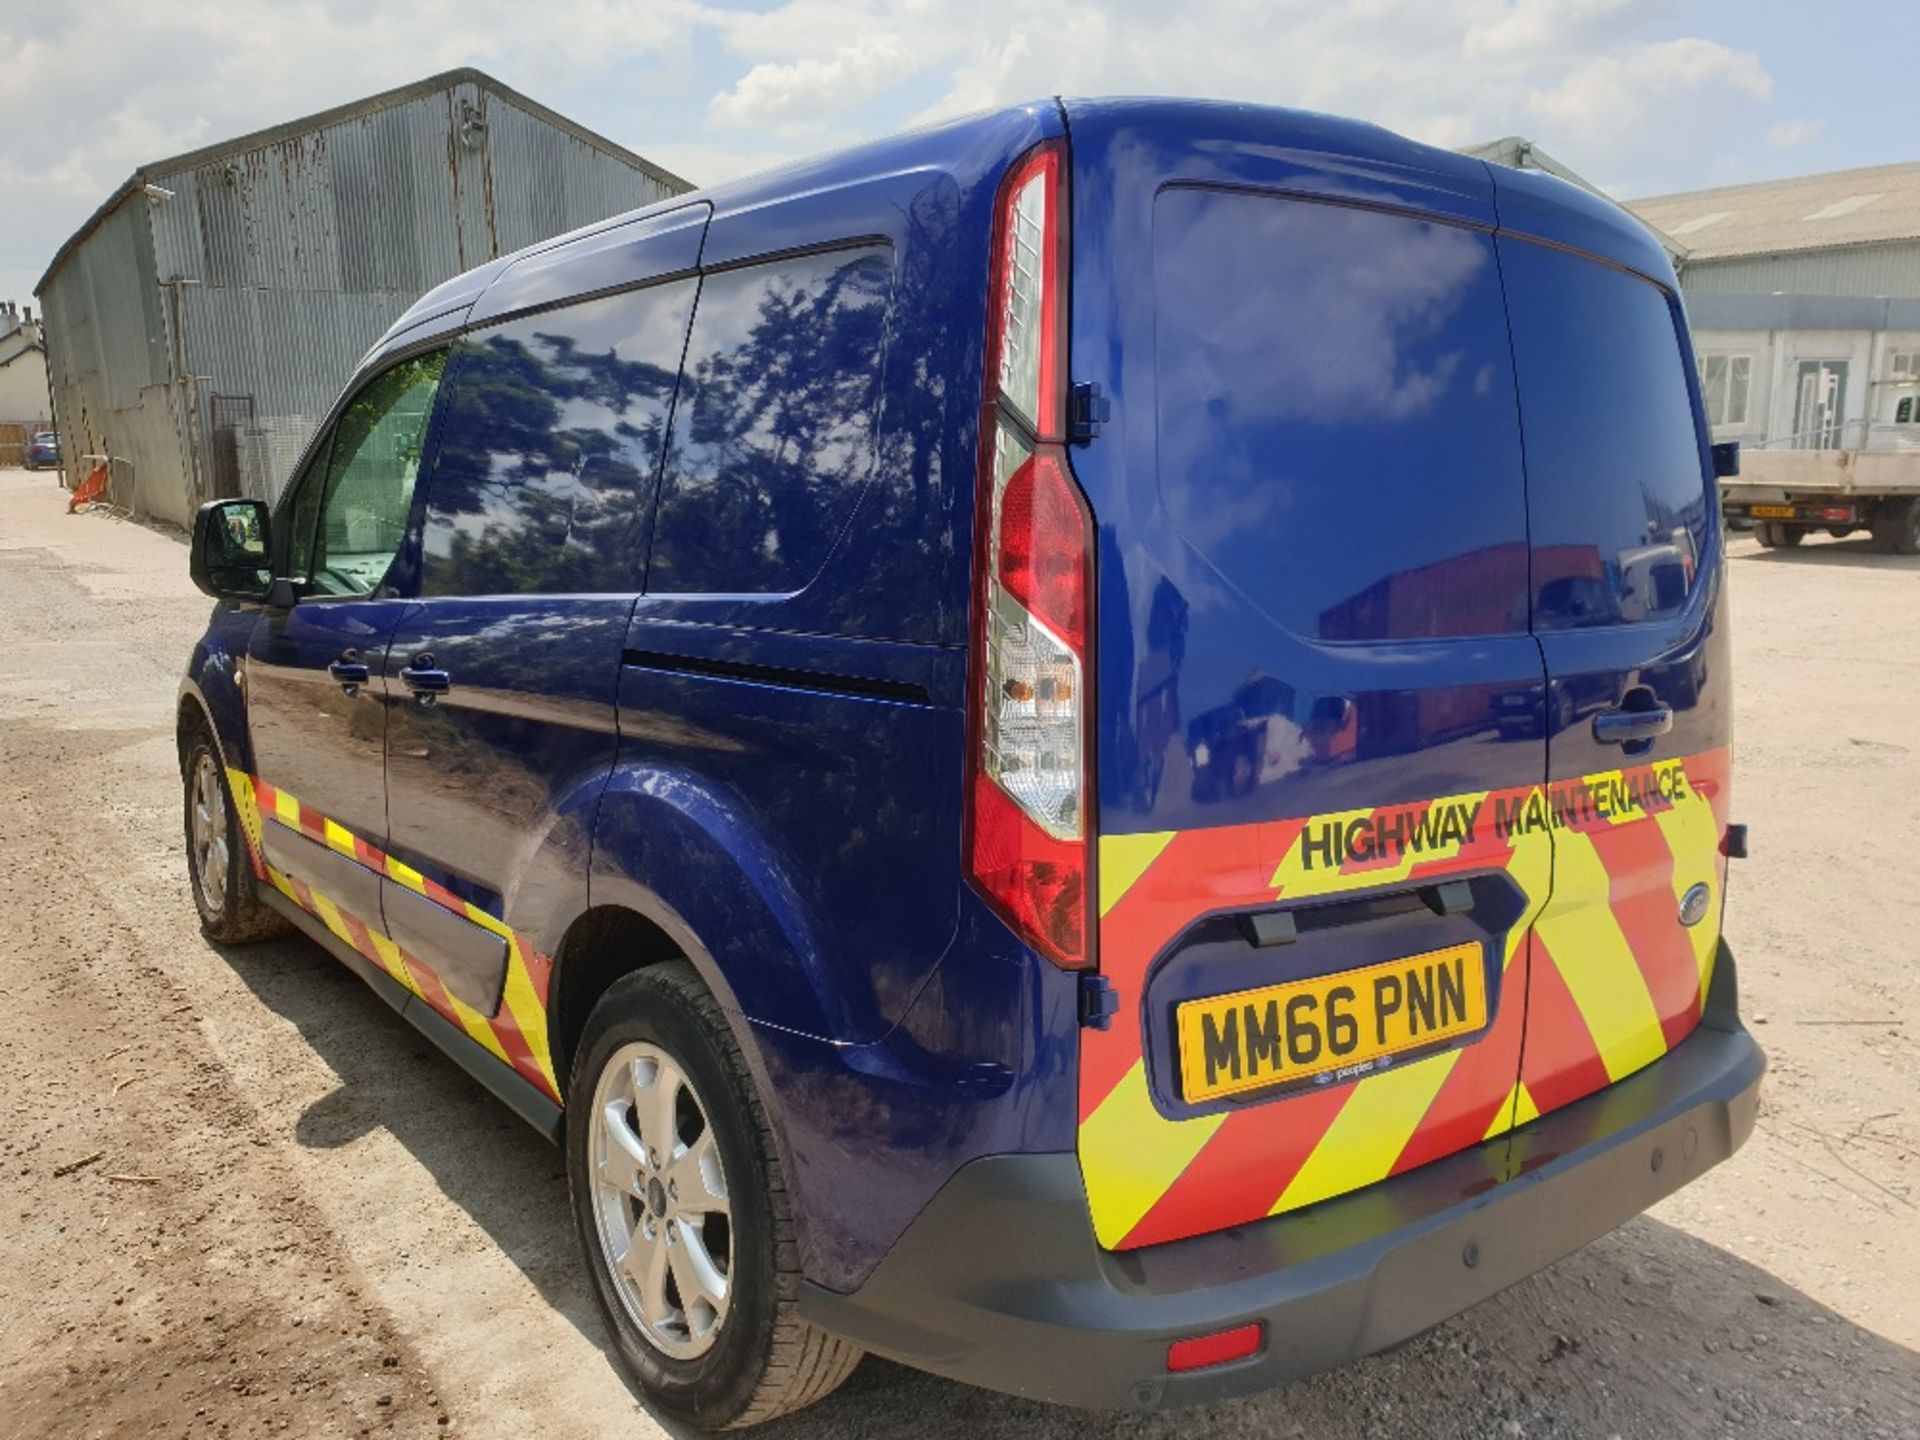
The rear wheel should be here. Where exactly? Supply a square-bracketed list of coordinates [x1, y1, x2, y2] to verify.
[1871, 497, 1920, 556]
[568, 963, 861, 1428]
[183, 726, 289, 944]
[1755, 521, 1803, 548]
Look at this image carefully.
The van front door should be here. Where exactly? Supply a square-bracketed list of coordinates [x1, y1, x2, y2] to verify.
[242, 351, 448, 928]
[1495, 230, 1731, 1129]
[377, 234, 702, 1093]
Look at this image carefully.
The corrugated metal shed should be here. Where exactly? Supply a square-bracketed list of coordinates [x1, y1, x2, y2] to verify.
[36, 69, 691, 525]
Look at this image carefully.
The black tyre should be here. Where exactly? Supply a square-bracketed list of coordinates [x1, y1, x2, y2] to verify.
[568, 963, 861, 1429]
[182, 724, 290, 944]
[1871, 497, 1920, 556]
[1755, 522, 1802, 548]
[1828, 526, 1857, 540]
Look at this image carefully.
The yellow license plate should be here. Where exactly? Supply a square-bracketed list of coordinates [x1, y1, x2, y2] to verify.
[1177, 942, 1487, 1102]
[1750, 504, 1795, 519]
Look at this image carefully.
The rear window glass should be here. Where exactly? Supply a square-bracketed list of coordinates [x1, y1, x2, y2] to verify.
[1153, 188, 1529, 642]
[420, 278, 696, 597]
[647, 247, 891, 595]
[1499, 239, 1709, 630]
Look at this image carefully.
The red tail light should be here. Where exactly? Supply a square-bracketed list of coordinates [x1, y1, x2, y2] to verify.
[965, 138, 1094, 970]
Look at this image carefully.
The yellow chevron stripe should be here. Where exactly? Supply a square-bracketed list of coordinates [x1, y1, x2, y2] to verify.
[272, 788, 300, 827]
[1271, 1049, 1460, 1214]
[1079, 1062, 1225, 1247]
[1482, 1077, 1542, 1140]
[1099, 832, 1176, 916]
[1535, 828, 1666, 1081]
[366, 929, 425, 999]
[499, 940, 558, 1090]
[322, 818, 358, 860]
[1502, 826, 1555, 970]
[1652, 787, 1723, 1002]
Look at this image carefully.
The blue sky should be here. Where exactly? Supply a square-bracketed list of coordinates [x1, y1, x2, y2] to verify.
[2, 0, 1914, 306]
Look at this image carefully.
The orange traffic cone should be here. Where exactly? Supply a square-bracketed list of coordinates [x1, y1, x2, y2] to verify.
[68, 463, 109, 513]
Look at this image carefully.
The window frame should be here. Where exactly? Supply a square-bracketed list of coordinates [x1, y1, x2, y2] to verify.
[1699, 352, 1751, 429]
[269, 340, 452, 604]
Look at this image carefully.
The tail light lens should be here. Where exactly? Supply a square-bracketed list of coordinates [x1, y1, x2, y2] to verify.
[966, 138, 1094, 970]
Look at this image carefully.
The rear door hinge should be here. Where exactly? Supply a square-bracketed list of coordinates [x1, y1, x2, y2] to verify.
[1068, 381, 1110, 445]
[1078, 972, 1120, 1030]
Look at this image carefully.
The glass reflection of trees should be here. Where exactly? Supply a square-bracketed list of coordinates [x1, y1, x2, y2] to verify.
[421, 280, 696, 597]
[649, 248, 892, 596]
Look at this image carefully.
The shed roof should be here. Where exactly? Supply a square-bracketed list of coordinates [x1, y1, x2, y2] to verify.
[36, 68, 690, 296]
[1626, 160, 1920, 261]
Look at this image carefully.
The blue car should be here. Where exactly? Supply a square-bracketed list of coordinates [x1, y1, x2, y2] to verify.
[180, 98, 1760, 1426]
[25, 431, 60, 470]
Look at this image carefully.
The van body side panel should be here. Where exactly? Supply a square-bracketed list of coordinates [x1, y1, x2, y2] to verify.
[1063, 101, 1551, 1251]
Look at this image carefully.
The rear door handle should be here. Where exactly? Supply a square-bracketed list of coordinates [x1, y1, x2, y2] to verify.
[327, 651, 370, 694]
[399, 653, 451, 702]
[1593, 704, 1672, 746]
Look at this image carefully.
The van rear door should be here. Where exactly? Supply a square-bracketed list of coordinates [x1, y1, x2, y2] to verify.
[1491, 172, 1732, 1125]
[1063, 103, 1552, 1252]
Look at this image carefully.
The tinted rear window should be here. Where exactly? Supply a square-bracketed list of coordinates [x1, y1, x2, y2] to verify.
[1498, 239, 1710, 630]
[1153, 188, 1529, 642]
[647, 247, 891, 595]
[420, 279, 696, 597]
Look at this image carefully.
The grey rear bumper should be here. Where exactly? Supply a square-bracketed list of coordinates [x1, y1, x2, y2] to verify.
[798, 948, 1764, 1410]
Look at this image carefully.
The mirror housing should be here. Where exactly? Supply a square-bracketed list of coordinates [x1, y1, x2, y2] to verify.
[1711, 441, 1741, 478]
[190, 499, 274, 601]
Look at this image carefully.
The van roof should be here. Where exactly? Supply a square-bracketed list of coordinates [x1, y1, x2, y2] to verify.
[382, 97, 1675, 348]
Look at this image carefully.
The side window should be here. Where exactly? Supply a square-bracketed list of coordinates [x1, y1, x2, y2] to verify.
[290, 351, 447, 597]
[1699, 353, 1750, 429]
[1500, 240, 1710, 631]
[647, 247, 891, 595]
[418, 279, 697, 597]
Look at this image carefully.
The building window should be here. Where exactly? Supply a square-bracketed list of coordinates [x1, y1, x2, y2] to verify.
[1897, 397, 1915, 425]
[1891, 350, 1920, 382]
[1699, 353, 1750, 429]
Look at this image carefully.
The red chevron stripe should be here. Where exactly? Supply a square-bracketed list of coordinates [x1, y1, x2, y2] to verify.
[1120, 1083, 1354, 1250]
[1389, 937, 1531, 1176]
[1586, 820, 1701, 1050]
[1516, 935, 1613, 1116]
[1080, 821, 1306, 1123]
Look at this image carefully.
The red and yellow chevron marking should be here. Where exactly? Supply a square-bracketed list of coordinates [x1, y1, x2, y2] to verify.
[224, 769, 561, 1105]
[1082, 748, 1729, 1251]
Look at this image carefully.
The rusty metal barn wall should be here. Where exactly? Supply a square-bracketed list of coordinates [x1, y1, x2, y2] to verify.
[106, 80, 685, 507]
[485, 94, 681, 255]
[37, 195, 193, 522]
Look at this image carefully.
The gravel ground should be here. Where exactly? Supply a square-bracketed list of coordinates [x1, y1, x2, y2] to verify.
[1, 468, 1916, 1439]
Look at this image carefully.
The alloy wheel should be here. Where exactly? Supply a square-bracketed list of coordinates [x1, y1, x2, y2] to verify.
[190, 751, 229, 914]
[588, 1041, 733, 1360]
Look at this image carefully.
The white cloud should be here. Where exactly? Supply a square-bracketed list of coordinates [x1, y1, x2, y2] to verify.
[709, 36, 914, 131]
[0, 0, 1826, 307]
[1768, 116, 1825, 148]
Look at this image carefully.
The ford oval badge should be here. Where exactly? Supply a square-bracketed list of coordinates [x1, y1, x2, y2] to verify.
[1679, 882, 1712, 928]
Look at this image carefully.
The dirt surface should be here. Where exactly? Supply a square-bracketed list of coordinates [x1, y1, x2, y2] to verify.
[1, 468, 1917, 1439]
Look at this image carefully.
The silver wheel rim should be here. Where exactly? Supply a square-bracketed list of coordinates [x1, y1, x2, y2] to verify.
[589, 1041, 732, 1360]
[190, 752, 230, 914]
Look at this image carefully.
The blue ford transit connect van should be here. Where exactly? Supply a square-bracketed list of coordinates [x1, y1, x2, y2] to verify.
[181, 97, 1762, 1427]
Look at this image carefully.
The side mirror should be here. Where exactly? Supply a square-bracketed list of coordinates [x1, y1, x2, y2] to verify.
[1711, 441, 1741, 478]
[190, 499, 274, 601]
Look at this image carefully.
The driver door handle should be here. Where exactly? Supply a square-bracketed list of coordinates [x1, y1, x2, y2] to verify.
[327, 651, 370, 694]
[399, 653, 451, 701]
